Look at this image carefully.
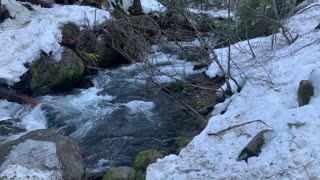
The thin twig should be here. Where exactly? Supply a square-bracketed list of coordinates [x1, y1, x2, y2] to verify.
[207, 120, 268, 136]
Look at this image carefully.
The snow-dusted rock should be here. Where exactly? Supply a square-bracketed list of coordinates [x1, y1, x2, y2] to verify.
[0, 129, 84, 180]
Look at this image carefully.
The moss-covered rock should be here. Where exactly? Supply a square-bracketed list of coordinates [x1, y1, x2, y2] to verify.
[161, 82, 185, 94]
[60, 23, 80, 47]
[97, 41, 130, 68]
[103, 167, 136, 180]
[30, 48, 84, 95]
[132, 149, 164, 172]
[194, 99, 214, 116]
[176, 138, 192, 154]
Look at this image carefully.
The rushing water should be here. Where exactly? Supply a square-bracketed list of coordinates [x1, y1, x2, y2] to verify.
[0, 52, 203, 177]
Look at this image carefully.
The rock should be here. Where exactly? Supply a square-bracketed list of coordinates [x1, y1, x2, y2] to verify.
[97, 41, 130, 68]
[193, 63, 209, 71]
[0, 129, 84, 179]
[237, 130, 272, 162]
[30, 47, 84, 95]
[132, 149, 164, 171]
[0, 86, 39, 106]
[0, 118, 26, 136]
[0, 5, 10, 23]
[297, 80, 314, 106]
[103, 167, 136, 180]
[315, 23, 320, 30]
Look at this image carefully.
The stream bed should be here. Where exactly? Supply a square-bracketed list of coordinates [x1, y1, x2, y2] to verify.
[0, 52, 207, 177]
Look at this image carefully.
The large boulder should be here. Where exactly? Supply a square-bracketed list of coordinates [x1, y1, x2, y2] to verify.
[0, 129, 84, 179]
[30, 47, 84, 95]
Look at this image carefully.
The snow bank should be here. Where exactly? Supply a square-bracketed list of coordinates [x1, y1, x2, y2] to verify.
[0, 1, 110, 84]
[147, 1, 320, 179]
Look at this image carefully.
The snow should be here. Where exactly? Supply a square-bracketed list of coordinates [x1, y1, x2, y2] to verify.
[141, 0, 166, 13]
[107, 0, 165, 14]
[147, 1, 320, 179]
[0, 0, 110, 85]
[0, 139, 62, 179]
[309, 67, 320, 97]
[187, 8, 233, 19]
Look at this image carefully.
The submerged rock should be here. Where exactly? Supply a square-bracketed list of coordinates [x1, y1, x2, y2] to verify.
[297, 80, 314, 106]
[0, 118, 26, 136]
[132, 149, 163, 172]
[0, 129, 84, 179]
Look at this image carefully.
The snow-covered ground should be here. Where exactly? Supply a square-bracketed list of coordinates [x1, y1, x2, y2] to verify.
[147, 1, 320, 179]
[0, 0, 110, 85]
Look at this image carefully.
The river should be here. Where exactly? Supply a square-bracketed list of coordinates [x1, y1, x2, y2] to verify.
[0, 51, 205, 177]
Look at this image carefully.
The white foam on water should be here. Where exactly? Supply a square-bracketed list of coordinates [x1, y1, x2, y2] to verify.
[125, 100, 155, 115]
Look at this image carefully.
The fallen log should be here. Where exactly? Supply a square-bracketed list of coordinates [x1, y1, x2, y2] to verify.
[0, 86, 39, 106]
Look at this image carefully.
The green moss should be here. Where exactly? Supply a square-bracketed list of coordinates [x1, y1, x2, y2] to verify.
[30, 48, 84, 95]
[176, 138, 192, 154]
[103, 167, 136, 180]
[97, 41, 129, 68]
[132, 149, 163, 172]
[162, 82, 185, 94]
[195, 99, 212, 116]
